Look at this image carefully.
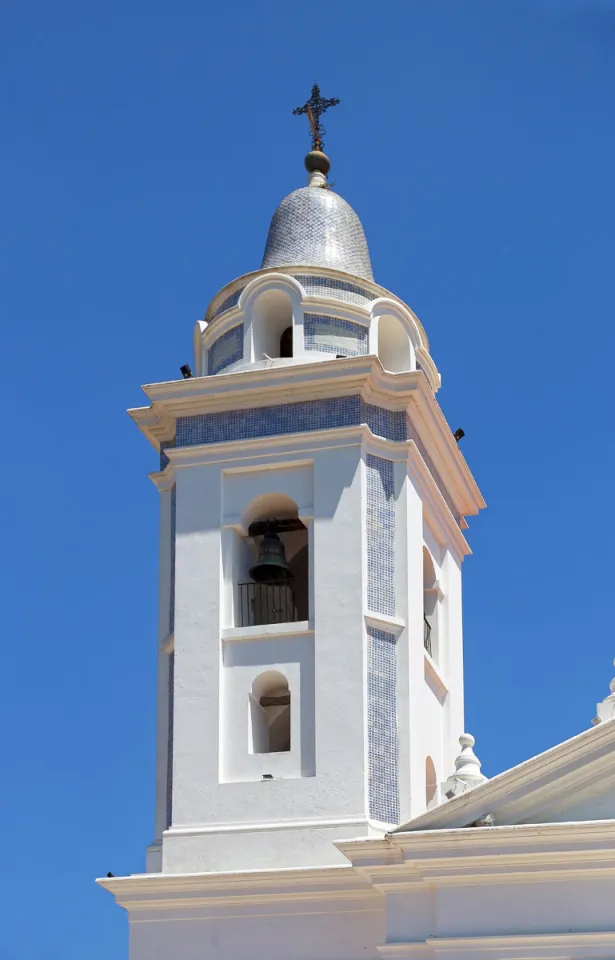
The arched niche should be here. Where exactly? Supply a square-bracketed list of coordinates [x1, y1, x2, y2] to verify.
[377, 313, 414, 373]
[249, 671, 291, 754]
[251, 288, 294, 362]
[426, 756, 438, 809]
[235, 493, 309, 625]
[423, 547, 439, 661]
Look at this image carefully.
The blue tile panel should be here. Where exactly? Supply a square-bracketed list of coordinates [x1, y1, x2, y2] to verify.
[160, 440, 173, 471]
[294, 274, 374, 308]
[166, 649, 174, 829]
[366, 454, 395, 617]
[169, 485, 176, 635]
[261, 186, 374, 281]
[207, 324, 244, 376]
[304, 313, 368, 357]
[211, 287, 244, 320]
[173, 397, 407, 448]
[367, 627, 400, 824]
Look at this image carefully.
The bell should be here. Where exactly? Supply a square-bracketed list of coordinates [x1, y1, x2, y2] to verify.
[249, 530, 292, 582]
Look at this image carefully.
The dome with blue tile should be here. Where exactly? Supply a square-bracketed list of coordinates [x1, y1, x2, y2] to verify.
[261, 165, 374, 282]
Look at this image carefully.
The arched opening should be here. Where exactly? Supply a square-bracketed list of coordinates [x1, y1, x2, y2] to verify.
[249, 671, 291, 754]
[236, 494, 309, 626]
[377, 314, 413, 373]
[280, 326, 293, 358]
[426, 756, 438, 809]
[423, 547, 438, 660]
[252, 289, 294, 361]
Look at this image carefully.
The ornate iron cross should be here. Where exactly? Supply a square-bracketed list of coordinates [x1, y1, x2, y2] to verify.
[293, 84, 340, 152]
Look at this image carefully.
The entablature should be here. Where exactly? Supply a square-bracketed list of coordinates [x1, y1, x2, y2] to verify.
[129, 357, 485, 522]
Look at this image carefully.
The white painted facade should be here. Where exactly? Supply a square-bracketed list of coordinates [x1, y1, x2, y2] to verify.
[99, 154, 615, 960]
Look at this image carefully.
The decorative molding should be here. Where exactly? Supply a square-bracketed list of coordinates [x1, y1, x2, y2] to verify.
[221, 621, 313, 643]
[364, 612, 406, 638]
[129, 359, 484, 520]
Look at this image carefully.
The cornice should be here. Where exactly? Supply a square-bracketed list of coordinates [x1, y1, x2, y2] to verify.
[337, 820, 615, 890]
[129, 358, 485, 522]
[97, 862, 378, 912]
[407, 444, 471, 560]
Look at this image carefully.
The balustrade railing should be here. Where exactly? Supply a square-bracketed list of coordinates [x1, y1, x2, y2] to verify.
[238, 579, 307, 627]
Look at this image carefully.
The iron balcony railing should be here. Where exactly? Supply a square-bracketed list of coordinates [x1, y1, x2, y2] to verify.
[423, 616, 432, 657]
[238, 579, 308, 627]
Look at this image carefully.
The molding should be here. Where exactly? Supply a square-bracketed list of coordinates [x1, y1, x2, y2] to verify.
[148, 468, 175, 491]
[164, 425, 366, 469]
[221, 621, 313, 643]
[408, 444, 471, 560]
[166, 815, 370, 838]
[337, 819, 615, 887]
[97, 862, 380, 912]
[364, 612, 406, 638]
[129, 358, 485, 522]
[425, 932, 615, 959]
[379, 932, 615, 960]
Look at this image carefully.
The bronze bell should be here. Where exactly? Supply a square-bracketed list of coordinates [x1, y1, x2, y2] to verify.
[249, 530, 292, 582]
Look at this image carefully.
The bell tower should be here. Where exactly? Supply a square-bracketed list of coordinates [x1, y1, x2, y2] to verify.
[129, 112, 485, 875]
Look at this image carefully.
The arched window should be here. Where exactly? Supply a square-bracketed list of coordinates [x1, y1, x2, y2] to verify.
[252, 289, 294, 361]
[423, 547, 438, 660]
[249, 671, 291, 754]
[377, 314, 413, 373]
[426, 756, 438, 809]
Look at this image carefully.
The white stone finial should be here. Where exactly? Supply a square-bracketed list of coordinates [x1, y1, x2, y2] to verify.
[442, 733, 488, 799]
[592, 659, 615, 725]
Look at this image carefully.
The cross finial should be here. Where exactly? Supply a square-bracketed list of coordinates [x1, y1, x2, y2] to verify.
[293, 84, 340, 152]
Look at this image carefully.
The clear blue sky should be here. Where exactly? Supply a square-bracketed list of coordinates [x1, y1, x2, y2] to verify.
[1, 1, 614, 956]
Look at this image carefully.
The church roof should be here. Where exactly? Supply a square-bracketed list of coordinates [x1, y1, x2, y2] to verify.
[392, 717, 615, 833]
[261, 182, 374, 281]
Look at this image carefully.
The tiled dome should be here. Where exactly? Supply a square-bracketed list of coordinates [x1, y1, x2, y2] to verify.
[261, 185, 373, 282]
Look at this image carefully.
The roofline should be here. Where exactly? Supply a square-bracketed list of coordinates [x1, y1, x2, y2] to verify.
[392, 717, 615, 834]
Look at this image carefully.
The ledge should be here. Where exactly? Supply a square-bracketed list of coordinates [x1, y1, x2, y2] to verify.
[221, 621, 313, 643]
[364, 612, 406, 638]
[424, 651, 448, 703]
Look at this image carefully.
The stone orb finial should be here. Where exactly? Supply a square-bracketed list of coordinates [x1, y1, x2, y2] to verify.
[304, 150, 331, 176]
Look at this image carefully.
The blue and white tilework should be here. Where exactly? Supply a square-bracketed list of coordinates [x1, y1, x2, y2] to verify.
[169, 485, 176, 635]
[366, 454, 395, 617]
[207, 324, 243, 376]
[304, 314, 368, 357]
[166, 649, 174, 828]
[367, 627, 399, 824]
[160, 440, 173, 471]
[364, 404, 406, 443]
[177, 396, 360, 446]
[294, 275, 373, 308]
[261, 186, 374, 281]
[173, 397, 407, 449]
[211, 287, 243, 320]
